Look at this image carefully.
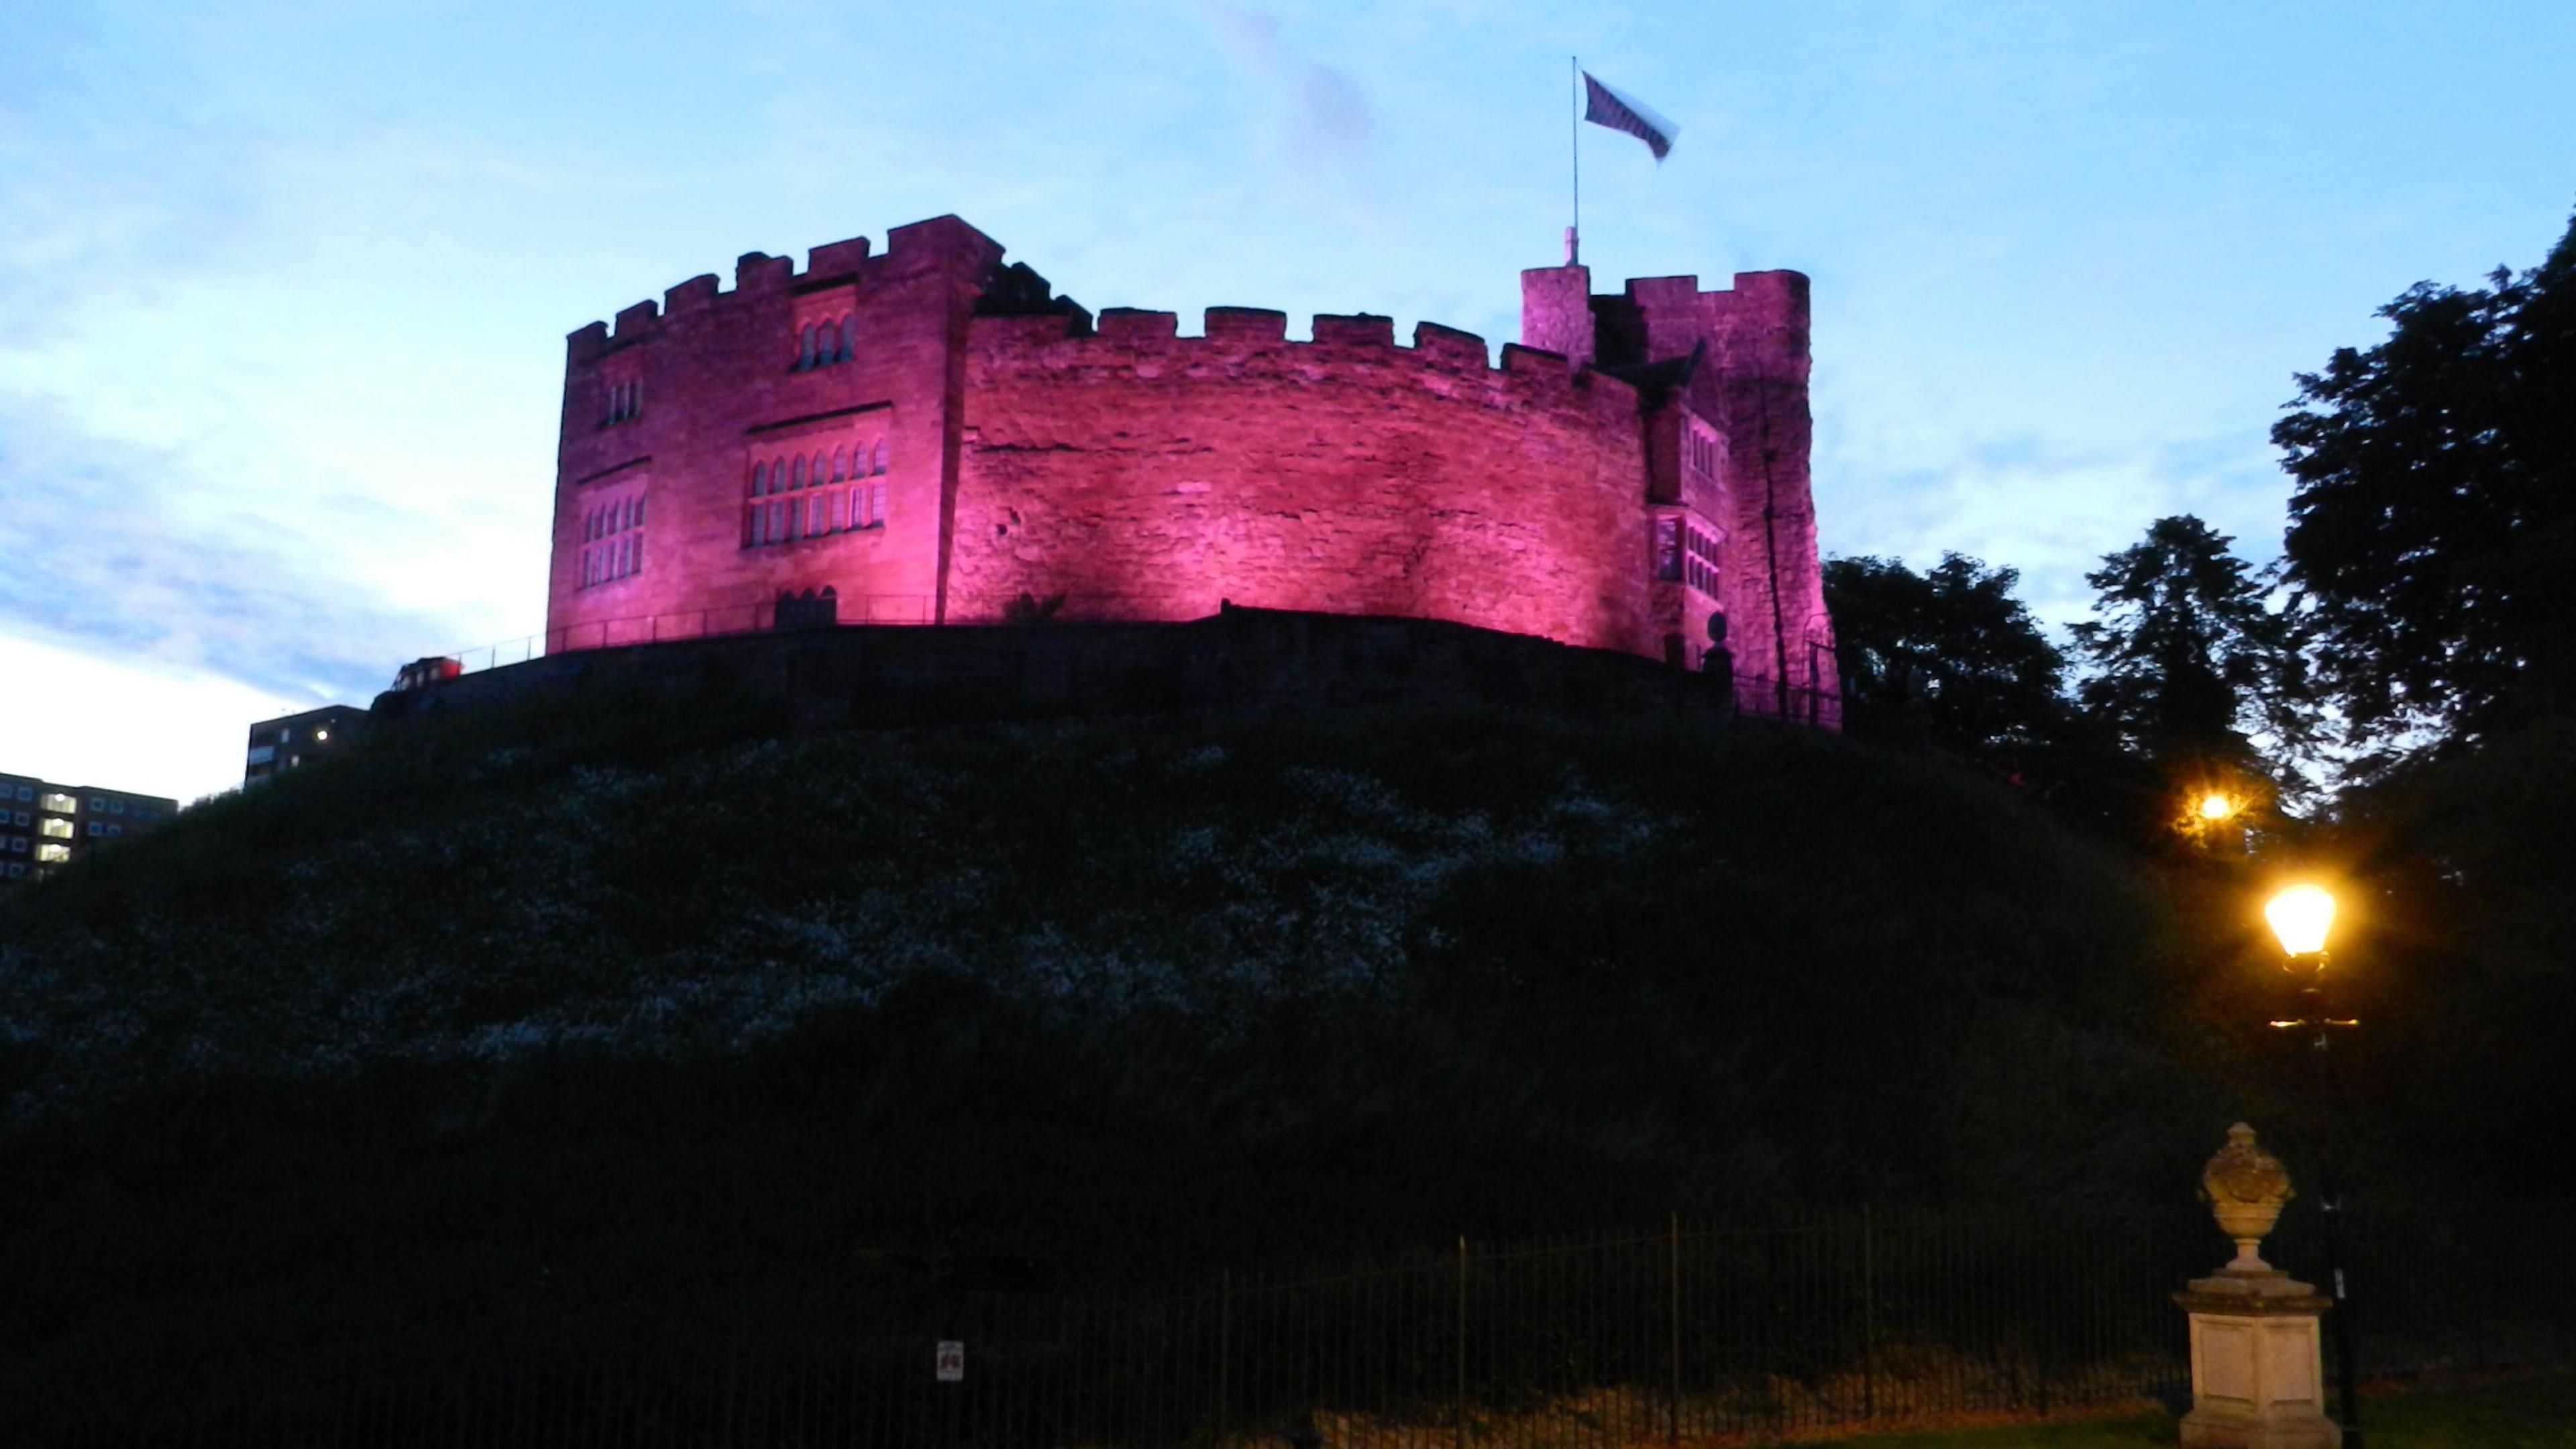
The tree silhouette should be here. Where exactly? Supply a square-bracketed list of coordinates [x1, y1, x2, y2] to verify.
[2070, 515, 2313, 783]
[1824, 553, 2072, 758]
[2275, 206, 2576, 764]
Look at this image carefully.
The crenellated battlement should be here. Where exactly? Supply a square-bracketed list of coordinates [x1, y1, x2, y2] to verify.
[565, 216, 1008, 364]
[961, 305, 1637, 415]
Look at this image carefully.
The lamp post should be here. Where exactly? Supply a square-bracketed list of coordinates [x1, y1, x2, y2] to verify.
[2265, 884, 2363, 1447]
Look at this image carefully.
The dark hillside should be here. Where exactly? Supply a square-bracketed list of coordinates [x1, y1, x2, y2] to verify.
[0, 682, 2232, 1411]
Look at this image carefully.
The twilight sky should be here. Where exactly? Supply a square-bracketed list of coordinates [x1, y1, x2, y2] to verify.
[4, 1, 2571, 803]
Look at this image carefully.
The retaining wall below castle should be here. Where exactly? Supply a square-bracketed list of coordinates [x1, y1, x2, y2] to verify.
[371, 608, 1737, 733]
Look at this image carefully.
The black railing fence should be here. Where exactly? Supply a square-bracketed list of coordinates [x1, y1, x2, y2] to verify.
[431, 606, 1842, 730]
[37, 1201, 2575, 1446]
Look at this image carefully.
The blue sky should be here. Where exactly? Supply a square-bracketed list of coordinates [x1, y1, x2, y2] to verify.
[4, 0, 2571, 802]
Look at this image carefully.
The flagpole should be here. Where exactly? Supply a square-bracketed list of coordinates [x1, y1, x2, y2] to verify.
[1568, 56, 1580, 264]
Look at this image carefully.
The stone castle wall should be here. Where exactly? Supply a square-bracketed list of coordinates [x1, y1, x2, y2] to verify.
[948, 309, 1658, 657]
[542, 217, 1837, 708]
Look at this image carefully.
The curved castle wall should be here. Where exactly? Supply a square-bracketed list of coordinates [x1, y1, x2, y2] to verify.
[949, 309, 1657, 656]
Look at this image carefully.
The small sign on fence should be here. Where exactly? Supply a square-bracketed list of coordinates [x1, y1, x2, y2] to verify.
[935, 1340, 965, 1383]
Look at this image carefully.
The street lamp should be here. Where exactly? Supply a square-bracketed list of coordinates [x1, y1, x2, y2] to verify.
[2198, 790, 2239, 824]
[2264, 883, 2363, 1447]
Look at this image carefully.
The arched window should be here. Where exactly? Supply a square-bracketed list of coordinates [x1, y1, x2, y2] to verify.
[798, 325, 815, 370]
[872, 438, 890, 474]
[812, 451, 828, 486]
[837, 315, 854, 362]
[821, 320, 842, 362]
[636, 496, 646, 526]
[751, 462, 766, 496]
[791, 456, 806, 488]
[768, 500, 785, 540]
[832, 445, 847, 481]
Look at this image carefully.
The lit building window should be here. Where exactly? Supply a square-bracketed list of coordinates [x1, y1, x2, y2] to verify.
[40, 818, 72, 840]
[40, 792, 73, 814]
[38, 843, 68, 863]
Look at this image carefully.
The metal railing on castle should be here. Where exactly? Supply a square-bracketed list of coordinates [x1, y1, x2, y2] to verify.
[430, 603, 1842, 733]
[46, 1201, 2576, 1446]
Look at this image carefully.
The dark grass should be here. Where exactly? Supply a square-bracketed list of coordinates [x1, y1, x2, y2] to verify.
[1803, 1373, 2576, 1447]
[0, 686, 2275, 1424]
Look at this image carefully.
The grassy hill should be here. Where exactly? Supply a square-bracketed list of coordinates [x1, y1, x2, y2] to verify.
[0, 678, 2241, 1411]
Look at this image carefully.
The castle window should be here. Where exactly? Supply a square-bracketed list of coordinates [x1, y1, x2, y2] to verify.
[578, 489, 647, 589]
[1655, 518, 1683, 581]
[798, 325, 816, 370]
[791, 456, 806, 489]
[839, 315, 855, 362]
[872, 439, 890, 474]
[832, 445, 848, 480]
[811, 450, 828, 486]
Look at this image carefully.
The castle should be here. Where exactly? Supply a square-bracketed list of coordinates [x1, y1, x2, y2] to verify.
[547, 215, 1835, 714]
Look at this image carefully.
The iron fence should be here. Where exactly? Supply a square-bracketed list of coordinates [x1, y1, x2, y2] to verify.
[36, 1202, 2575, 1446]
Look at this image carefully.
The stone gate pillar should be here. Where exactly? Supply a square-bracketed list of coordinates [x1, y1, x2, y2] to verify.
[2175, 1123, 2341, 1448]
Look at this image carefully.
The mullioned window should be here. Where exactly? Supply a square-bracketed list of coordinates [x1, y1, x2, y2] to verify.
[578, 492, 647, 588]
[743, 438, 890, 547]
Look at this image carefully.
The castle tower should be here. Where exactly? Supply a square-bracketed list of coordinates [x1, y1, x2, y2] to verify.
[1517, 260, 1836, 720]
[1519, 263, 1595, 366]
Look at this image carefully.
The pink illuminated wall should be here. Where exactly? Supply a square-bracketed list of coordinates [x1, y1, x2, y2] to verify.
[543, 217, 1835, 715]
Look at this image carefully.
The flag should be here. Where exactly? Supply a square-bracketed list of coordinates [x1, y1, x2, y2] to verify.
[1582, 72, 1678, 161]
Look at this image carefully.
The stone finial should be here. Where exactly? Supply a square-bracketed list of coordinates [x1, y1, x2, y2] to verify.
[2202, 1122, 2294, 1273]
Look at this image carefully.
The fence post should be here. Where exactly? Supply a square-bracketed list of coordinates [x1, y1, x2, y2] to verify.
[1455, 1235, 1469, 1449]
[1862, 1205, 1877, 1424]
[1669, 1212, 1683, 1444]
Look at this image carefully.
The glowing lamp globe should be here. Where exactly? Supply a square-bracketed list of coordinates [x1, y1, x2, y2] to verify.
[2197, 792, 2236, 822]
[2265, 885, 2337, 959]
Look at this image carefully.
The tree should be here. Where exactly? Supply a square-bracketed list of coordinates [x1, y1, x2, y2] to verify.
[1823, 553, 2072, 757]
[2070, 515, 2313, 780]
[2273, 207, 2576, 762]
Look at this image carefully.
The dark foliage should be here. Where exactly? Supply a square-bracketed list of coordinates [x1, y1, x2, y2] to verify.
[2070, 515, 2313, 784]
[2275, 206, 2576, 764]
[1823, 553, 2073, 757]
[0, 685, 2239, 1415]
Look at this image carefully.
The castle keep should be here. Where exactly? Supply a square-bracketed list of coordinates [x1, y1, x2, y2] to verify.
[549, 215, 1834, 709]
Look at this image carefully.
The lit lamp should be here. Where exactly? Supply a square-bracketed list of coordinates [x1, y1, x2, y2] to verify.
[2265, 884, 2334, 965]
[2198, 792, 2239, 824]
[2258, 882, 2365, 1448]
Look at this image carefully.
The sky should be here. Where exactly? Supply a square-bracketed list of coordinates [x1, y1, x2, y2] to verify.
[3, 1, 2571, 804]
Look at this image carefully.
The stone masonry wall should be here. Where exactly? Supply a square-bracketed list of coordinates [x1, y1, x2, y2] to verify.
[547, 217, 1002, 644]
[947, 309, 1660, 659]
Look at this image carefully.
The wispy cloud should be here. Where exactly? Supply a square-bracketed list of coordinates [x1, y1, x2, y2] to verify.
[1208, 6, 1377, 170]
[0, 396, 447, 705]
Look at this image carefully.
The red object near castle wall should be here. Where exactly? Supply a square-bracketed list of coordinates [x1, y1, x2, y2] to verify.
[543, 215, 1836, 715]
